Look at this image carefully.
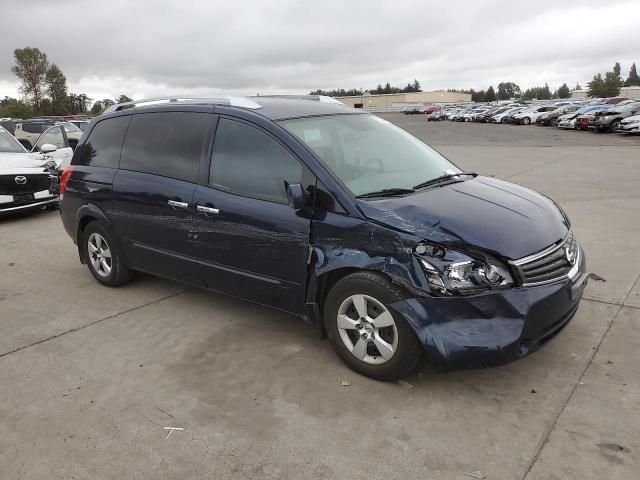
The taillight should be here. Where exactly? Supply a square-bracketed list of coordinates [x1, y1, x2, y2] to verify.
[59, 166, 74, 198]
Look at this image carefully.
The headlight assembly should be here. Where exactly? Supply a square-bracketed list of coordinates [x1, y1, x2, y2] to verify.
[415, 242, 513, 295]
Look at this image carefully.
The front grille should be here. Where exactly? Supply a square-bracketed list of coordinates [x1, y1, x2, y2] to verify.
[0, 174, 51, 195]
[512, 231, 578, 286]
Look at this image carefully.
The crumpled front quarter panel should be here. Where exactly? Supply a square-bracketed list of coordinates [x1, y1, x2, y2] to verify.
[310, 212, 429, 295]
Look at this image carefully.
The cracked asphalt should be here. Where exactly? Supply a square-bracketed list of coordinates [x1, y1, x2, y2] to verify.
[1, 117, 639, 479]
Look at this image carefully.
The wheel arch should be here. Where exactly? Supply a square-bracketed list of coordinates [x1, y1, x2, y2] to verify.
[74, 205, 124, 265]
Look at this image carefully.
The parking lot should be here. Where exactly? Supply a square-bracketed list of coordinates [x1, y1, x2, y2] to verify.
[1, 116, 639, 480]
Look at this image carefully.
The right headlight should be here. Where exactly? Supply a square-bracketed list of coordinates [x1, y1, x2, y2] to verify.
[414, 242, 513, 295]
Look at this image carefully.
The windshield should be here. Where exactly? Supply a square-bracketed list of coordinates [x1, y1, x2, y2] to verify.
[282, 114, 459, 197]
[0, 128, 27, 153]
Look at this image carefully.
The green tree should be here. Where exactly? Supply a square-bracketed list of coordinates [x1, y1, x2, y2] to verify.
[11, 47, 49, 111]
[497, 82, 520, 100]
[471, 90, 487, 102]
[625, 63, 639, 86]
[613, 62, 622, 78]
[574, 82, 582, 91]
[68, 93, 91, 114]
[90, 101, 103, 115]
[117, 94, 133, 104]
[604, 71, 622, 96]
[588, 72, 621, 98]
[45, 64, 69, 115]
[588, 73, 606, 97]
[412, 79, 421, 92]
[557, 83, 570, 98]
[0, 97, 32, 118]
[485, 85, 496, 102]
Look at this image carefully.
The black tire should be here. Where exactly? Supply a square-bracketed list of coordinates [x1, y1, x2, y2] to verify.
[609, 120, 620, 133]
[323, 272, 422, 381]
[82, 221, 133, 287]
[550, 118, 558, 127]
[522, 117, 531, 125]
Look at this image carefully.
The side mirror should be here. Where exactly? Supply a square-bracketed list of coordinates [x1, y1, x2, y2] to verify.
[286, 183, 307, 210]
[39, 143, 58, 154]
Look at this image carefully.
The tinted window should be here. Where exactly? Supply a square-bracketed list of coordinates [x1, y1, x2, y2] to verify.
[22, 123, 50, 134]
[120, 112, 211, 182]
[74, 116, 130, 168]
[36, 126, 66, 149]
[210, 119, 302, 203]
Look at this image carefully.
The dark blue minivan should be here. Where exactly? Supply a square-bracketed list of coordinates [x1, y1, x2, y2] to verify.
[60, 96, 587, 380]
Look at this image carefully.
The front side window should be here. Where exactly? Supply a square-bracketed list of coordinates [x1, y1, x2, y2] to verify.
[61, 122, 82, 133]
[36, 126, 66, 150]
[282, 114, 458, 197]
[209, 118, 302, 203]
[74, 116, 130, 168]
[120, 112, 212, 182]
[0, 128, 27, 153]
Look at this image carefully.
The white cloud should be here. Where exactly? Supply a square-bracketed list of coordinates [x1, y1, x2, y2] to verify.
[1, 0, 638, 102]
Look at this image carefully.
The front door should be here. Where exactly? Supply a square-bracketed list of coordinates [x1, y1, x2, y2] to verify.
[33, 125, 73, 168]
[191, 117, 312, 313]
[112, 110, 215, 284]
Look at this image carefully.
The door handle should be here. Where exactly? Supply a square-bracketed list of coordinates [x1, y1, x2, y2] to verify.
[196, 205, 220, 215]
[168, 200, 189, 209]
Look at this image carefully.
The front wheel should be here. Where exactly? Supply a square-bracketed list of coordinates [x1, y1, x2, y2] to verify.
[522, 117, 531, 125]
[609, 120, 620, 133]
[324, 272, 422, 381]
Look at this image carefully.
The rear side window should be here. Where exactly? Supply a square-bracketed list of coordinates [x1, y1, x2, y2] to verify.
[22, 123, 49, 134]
[120, 112, 212, 182]
[209, 118, 302, 203]
[74, 116, 130, 168]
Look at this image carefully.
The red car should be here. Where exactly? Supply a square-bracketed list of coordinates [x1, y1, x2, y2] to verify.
[575, 112, 597, 130]
[605, 97, 628, 105]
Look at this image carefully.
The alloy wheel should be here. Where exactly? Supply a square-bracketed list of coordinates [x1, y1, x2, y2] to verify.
[87, 232, 112, 277]
[336, 294, 398, 365]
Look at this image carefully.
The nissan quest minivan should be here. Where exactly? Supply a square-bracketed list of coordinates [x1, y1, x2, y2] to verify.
[59, 96, 587, 381]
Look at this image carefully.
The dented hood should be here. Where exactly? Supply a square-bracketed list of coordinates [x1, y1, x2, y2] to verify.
[0, 152, 50, 170]
[357, 176, 569, 260]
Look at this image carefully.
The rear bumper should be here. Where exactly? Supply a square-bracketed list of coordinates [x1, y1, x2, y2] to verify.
[391, 246, 588, 371]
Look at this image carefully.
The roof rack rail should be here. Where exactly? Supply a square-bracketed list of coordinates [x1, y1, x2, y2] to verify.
[258, 94, 344, 105]
[103, 95, 262, 114]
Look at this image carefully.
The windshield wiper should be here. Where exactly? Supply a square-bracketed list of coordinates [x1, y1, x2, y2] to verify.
[413, 171, 478, 190]
[356, 188, 415, 199]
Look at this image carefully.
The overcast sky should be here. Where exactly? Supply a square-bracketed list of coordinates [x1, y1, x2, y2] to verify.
[1, 0, 639, 103]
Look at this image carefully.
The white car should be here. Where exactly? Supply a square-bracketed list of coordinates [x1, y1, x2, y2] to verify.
[618, 114, 640, 134]
[556, 112, 579, 129]
[0, 126, 60, 215]
[512, 105, 556, 125]
[492, 107, 520, 123]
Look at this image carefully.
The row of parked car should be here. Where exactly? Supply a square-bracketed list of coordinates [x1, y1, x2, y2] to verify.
[424, 97, 640, 134]
[0, 118, 90, 215]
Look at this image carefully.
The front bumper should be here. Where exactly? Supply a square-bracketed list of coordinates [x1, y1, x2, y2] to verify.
[391, 246, 587, 371]
[0, 191, 59, 215]
[619, 124, 640, 133]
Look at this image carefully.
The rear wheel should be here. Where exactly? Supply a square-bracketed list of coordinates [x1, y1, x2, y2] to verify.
[522, 117, 531, 125]
[550, 118, 558, 127]
[324, 272, 422, 381]
[82, 222, 133, 287]
[609, 120, 620, 132]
